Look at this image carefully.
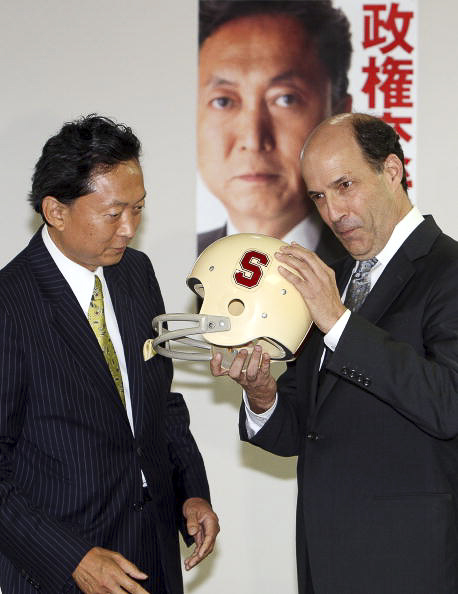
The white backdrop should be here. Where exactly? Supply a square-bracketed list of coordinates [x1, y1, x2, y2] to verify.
[1, 1, 457, 592]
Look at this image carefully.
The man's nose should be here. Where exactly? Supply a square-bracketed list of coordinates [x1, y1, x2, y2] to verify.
[117, 212, 138, 239]
[236, 103, 275, 152]
[326, 195, 348, 223]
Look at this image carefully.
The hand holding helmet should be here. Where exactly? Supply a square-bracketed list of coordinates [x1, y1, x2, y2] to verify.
[150, 233, 314, 369]
[275, 242, 347, 333]
[210, 344, 277, 413]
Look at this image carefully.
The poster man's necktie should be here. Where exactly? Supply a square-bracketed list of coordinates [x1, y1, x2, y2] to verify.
[344, 258, 378, 312]
[88, 275, 126, 407]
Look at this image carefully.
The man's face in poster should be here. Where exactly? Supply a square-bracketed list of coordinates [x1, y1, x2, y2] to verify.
[197, 13, 351, 232]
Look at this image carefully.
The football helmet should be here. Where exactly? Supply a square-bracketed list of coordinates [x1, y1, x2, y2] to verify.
[150, 233, 312, 367]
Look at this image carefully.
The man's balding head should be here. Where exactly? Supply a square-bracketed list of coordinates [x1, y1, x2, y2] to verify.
[301, 113, 409, 192]
[300, 113, 411, 259]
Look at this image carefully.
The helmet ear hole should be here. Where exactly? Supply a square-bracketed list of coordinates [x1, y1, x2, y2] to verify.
[228, 299, 245, 316]
[194, 283, 204, 298]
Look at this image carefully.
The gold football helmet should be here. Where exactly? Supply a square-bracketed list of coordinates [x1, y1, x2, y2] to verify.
[150, 233, 312, 367]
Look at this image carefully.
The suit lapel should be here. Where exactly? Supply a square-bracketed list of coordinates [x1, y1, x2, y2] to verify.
[316, 254, 415, 411]
[315, 254, 415, 410]
[356, 251, 414, 323]
[27, 229, 131, 428]
[315, 215, 442, 412]
[350, 215, 440, 325]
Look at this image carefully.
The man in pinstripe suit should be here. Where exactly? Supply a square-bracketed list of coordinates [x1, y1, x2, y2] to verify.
[0, 115, 219, 594]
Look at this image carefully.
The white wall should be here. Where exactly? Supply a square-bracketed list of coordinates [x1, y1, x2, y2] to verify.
[0, 1, 456, 592]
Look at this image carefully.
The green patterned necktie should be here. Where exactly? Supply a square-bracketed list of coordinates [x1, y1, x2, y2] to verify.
[88, 275, 126, 407]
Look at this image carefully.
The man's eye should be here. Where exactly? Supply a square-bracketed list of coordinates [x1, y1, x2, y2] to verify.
[108, 212, 121, 219]
[210, 97, 233, 109]
[341, 180, 353, 190]
[275, 94, 298, 107]
[310, 193, 324, 202]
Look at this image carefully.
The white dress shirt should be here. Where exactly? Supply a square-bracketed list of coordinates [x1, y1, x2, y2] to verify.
[244, 206, 425, 437]
[42, 226, 137, 435]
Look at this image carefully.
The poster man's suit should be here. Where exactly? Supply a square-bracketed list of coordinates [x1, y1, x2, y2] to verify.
[240, 215, 458, 594]
[0, 229, 210, 594]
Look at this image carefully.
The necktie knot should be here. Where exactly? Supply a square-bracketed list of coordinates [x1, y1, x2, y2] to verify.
[355, 257, 378, 275]
[91, 275, 104, 304]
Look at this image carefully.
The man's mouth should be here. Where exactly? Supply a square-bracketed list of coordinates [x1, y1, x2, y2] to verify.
[234, 172, 279, 183]
[335, 226, 359, 240]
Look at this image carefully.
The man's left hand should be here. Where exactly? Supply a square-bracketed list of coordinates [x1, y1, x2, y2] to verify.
[276, 242, 347, 334]
[182, 498, 220, 570]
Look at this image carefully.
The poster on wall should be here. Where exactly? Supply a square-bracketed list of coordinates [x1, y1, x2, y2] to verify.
[196, 0, 417, 257]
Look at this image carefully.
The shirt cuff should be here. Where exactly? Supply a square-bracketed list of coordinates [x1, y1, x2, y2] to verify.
[243, 391, 278, 439]
[324, 309, 351, 351]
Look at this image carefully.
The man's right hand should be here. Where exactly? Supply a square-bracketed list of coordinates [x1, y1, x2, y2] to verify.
[210, 345, 277, 413]
[72, 546, 149, 594]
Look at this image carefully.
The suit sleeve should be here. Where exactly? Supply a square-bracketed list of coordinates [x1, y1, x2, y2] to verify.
[165, 388, 211, 544]
[145, 257, 211, 544]
[239, 358, 309, 457]
[0, 307, 92, 593]
[327, 260, 458, 439]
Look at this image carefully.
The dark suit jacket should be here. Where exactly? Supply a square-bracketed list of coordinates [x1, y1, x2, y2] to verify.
[198, 222, 346, 264]
[0, 229, 210, 594]
[240, 216, 458, 594]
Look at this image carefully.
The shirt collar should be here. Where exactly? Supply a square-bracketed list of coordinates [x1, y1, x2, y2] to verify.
[375, 206, 424, 267]
[42, 225, 104, 315]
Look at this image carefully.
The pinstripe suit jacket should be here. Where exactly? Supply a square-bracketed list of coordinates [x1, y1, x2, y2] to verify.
[0, 228, 210, 594]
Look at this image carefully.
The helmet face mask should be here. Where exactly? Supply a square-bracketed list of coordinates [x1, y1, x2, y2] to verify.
[150, 233, 313, 367]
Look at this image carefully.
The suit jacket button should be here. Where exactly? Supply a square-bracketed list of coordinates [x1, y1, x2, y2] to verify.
[363, 378, 371, 387]
[349, 369, 356, 379]
[306, 432, 319, 441]
[137, 447, 143, 456]
[133, 502, 144, 512]
[341, 366, 348, 376]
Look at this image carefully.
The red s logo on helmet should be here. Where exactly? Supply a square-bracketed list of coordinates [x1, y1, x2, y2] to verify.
[234, 250, 270, 288]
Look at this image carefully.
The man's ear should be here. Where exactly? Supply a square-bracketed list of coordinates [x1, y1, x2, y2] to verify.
[42, 196, 68, 230]
[383, 154, 404, 189]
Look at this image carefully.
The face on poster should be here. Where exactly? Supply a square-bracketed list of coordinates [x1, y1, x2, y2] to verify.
[196, 0, 417, 255]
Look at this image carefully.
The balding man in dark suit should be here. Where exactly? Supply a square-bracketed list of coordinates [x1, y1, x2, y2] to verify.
[212, 113, 458, 594]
